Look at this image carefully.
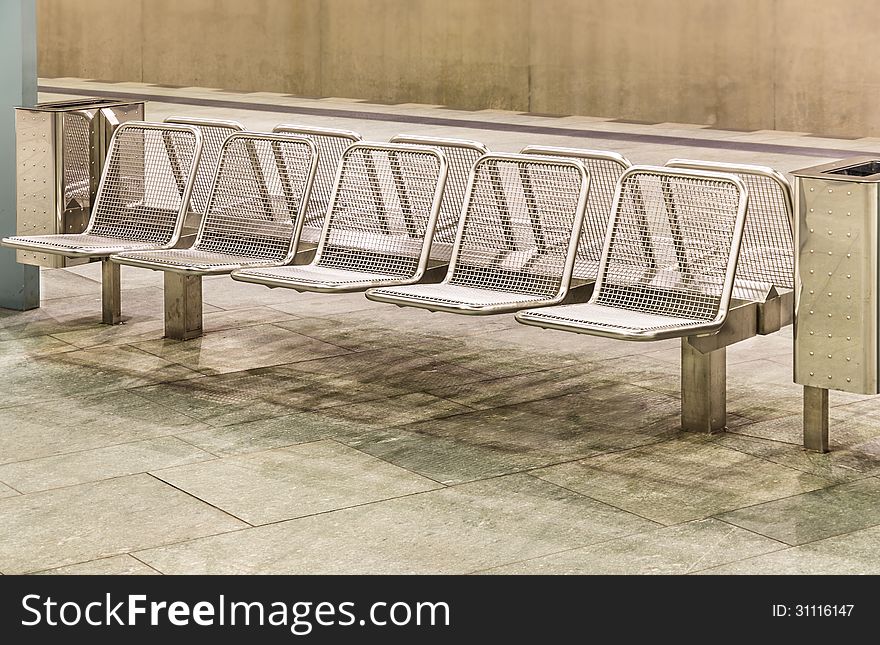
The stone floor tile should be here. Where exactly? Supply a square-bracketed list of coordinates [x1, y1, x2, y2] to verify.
[716, 478, 880, 546]
[152, 440, 441, 525]
[0, 474, 246, 574]
[33, 554, 159, 576]
[177, 392, 471, 456]
[0, 390, 212, 465]
[0, 436, 215, 493]
[533, 437, 831, 525]
[136, 474, 658, 574]
[484, 518, 785, 574]
[697, 525, 880, 574]
[132, 324, 351, 375]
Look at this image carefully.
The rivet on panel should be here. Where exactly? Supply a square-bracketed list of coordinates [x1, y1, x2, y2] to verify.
[828, 375, 833, 379]
[810, 187, 815, 192]
[847, 378, 852, 383]
[810, 371, 815, 376]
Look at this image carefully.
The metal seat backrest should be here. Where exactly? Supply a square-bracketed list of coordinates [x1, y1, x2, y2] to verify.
[444, 153, 590, 296]
[314, 142, 448, 276]
[593, 166, 748, 323]
[85, 122, 202, 245]
[665, 159, 794, 300]
[164, 117, 244, 217]
[192, 132, 318, 262]
[521, 146, 631, 281]
[389, 135, 488, 245]
[273, 125, 362, 230]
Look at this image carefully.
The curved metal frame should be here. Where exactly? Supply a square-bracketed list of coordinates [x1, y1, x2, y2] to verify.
[516, 165, 750, 340]
[112, 131, 319, 274]
[3, 121, 204, 257]
[365, 152, 592, 314]
[232, 141, 449, 292]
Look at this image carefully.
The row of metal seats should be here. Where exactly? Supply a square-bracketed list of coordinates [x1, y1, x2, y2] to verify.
[0, 117, 795, 435]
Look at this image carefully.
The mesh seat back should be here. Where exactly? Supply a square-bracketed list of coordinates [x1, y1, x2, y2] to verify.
[594, 167, 748, 322]
[86, 122, 202, 245]
[390, 136, 488, 245]
[521, 146, 631, 280]
[315, 143, 448, 277]
[273, 125, 362, 234]
[194, 133, 318, 262]
[665, 159, 793, 299]
[164, 117, 244, 216]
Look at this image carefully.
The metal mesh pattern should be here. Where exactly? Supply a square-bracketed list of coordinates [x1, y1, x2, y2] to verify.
[5, 233, 161, 255]
[86, 123, 199, 245]
[273, 125, 362, 243]
[595, 169, 745, 322]
[165, 118, 243, 215]
[116, 133, 317, 272]
[448, 157, 587, 297]
[522, 146, 631, 280]
[62, 112, 91, 209]
[665, 160, 793, 296]
[315, 143, 445, 277]
[390, 136, 488, 245]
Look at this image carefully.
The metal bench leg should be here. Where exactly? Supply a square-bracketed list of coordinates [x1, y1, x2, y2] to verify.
[681, 338, 726, 433]
[803, 385, 830, 453]
[164, 272, 203, 340]
[101, 259, 122, 325]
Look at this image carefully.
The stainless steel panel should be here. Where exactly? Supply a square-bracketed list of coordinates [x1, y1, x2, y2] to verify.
[13, 98, 144, 267]
[793, 170, 878, 394]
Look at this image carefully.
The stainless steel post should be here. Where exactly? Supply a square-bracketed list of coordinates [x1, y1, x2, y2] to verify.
[164, 272, 203, 340]
[803, 385, 830, 453]
[100, 258, 121, 325]
[681, 338, 727, 433]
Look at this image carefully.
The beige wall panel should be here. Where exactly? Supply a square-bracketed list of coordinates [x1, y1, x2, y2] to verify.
[142, 0, 321, 95]
[38, 0, 143, 82]
[318, 0, 530, 109]
[774, 0, 880, 137]
[529, 0, 775, 128]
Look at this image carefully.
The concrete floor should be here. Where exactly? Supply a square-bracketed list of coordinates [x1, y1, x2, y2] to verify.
[2, 80, 880, 575]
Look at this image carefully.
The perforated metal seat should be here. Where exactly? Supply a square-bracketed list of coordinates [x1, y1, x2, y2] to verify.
[665, 159, 793, 303]
[366, 153, 591, 314]
[112, 132, 318, 275]
[521, 146, 631, 281]
[390, 135, 489, 262]
[515, 166, 749, 340]
[4, 122, 202, 257]
[272, 125, 362, 244]
[164, 117, 244, 220]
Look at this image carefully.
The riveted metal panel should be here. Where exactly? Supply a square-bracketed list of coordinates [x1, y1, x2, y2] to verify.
[14, 109, 63, 267]
[793, 175, 879, 394]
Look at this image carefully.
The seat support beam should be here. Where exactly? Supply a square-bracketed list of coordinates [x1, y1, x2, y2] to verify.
[803, 385, 830, 453]
[164, 272, 203, 340]
[101, 258, 122, 325]
[680, 339, 727, 433]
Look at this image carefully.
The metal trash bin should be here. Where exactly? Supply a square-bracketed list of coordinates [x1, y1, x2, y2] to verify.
[14, 98, 144, 267]
[792, 157, 880, 451]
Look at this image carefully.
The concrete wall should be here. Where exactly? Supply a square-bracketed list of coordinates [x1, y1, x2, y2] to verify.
[35, 0, 880, 137]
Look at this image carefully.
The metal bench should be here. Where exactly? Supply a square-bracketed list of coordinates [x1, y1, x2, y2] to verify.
[1, 121, 203, 324]
[231, 142, 448, 292]
[164, 117, 244, 243]
[516, 165, 768, 434]
[389, 135, 489, 264]
[272, 124, 362, 251]
[365, 153, 590, 314]
[111, 132, 318, 339]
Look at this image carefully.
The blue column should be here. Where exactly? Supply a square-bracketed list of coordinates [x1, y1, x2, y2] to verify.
[0, 0, 39, 310]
